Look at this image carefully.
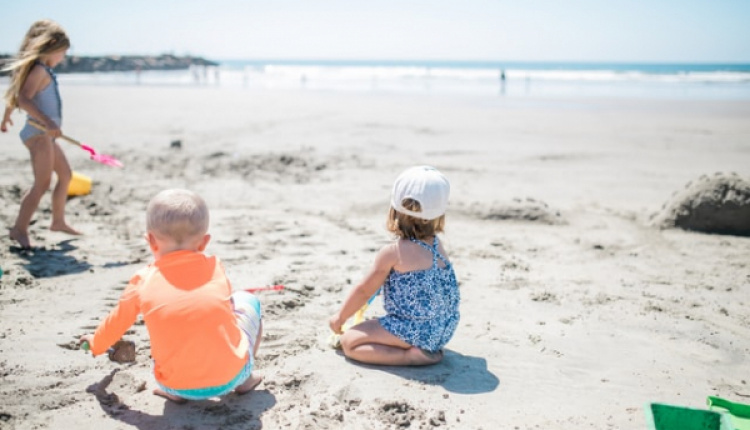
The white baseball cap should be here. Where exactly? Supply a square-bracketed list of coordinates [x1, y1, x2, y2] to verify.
[391, 166, 450, 220]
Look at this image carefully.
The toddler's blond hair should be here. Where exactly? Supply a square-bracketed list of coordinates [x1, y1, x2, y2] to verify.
[147, 189, 209, 246]
[386, 198, 445, 240]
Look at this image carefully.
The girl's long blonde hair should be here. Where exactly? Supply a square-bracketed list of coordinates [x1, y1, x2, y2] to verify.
[2, 20, 70, 110]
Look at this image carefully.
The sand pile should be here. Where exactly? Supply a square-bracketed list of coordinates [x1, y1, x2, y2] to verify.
[651, 172, 750, 236]
[462, 197, 564, 225]
[652, 173, 750, 236]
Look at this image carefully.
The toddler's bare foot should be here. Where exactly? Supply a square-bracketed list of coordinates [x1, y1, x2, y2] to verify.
[153, 388, 188, 404]
[50, 222, 82, 235]
[406, 347, 444, 366]
[9, 227, 31, 249]
[235, 373, 263, 395]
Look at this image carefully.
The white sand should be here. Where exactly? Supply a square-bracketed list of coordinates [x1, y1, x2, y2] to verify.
[1, 85, 749, 429]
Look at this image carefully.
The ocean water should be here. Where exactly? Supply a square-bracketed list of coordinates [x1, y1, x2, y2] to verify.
[11, 60, 750, 100]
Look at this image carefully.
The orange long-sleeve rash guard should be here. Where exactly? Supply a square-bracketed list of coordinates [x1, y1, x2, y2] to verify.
[91, 251, 249, 390]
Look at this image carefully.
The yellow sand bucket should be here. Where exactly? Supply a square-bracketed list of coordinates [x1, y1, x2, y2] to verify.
[67, 171, 92, 196]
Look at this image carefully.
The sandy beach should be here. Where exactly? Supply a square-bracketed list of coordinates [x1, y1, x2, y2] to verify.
[1, 84, 749, 429]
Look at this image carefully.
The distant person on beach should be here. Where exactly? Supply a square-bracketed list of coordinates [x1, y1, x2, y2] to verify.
[79, 189, 264, 404]
[1, 19, 80, 249]
[329, 166, 460, 366]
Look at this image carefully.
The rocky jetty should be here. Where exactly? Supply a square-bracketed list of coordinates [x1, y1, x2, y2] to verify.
[0, 54, 218, 75]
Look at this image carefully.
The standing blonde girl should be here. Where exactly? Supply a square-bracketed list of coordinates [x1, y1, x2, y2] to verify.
[2, 20, 80, 249]
[329, 166, 460, 366]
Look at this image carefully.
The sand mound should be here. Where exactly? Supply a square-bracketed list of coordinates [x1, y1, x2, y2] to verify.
[462, 197, 564, 225]
[651, 172, 750, 236]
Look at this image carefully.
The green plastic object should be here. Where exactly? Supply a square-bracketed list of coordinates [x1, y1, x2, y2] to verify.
[646, 403, 733, 430]
[708, 396, 750, 430]
[81, 341, 90, 351]
[708, 397, 750, 419]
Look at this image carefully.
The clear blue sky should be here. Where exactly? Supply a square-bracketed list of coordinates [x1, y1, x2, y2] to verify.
[2, 0, 749, 63]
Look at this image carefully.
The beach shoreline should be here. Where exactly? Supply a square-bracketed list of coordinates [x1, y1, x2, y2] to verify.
[1, 84, 749, 429]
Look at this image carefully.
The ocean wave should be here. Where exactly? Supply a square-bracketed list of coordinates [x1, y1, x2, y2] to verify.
[4, 61, 749, 99]
[257, 64, 750, 84]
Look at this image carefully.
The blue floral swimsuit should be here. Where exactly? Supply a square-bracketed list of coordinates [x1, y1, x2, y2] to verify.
[379, 237, 460, 352]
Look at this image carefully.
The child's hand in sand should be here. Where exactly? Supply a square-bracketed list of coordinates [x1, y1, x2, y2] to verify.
[77, 336, 136, 363]
[78, 334, 93, 351]
[329, 315, 344, 335]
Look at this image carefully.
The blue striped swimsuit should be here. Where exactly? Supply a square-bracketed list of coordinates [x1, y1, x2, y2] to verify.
[379, 236, 461, 352]
[19, 62, 62, 142]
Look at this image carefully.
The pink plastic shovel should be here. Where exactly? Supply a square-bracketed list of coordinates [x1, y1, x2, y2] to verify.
[29, 120, 123, 168]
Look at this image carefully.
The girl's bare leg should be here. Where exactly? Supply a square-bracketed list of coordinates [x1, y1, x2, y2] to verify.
[252, 321, 263, 358]
[48, 140, 80, 235]
[339, 319, 443, 366]
[10, 135, 54, 248]
[236, 319, 264, 395]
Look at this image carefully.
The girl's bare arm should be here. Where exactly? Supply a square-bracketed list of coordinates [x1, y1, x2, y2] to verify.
[1, 106, 12, 132]
[329, 244, 397, 333]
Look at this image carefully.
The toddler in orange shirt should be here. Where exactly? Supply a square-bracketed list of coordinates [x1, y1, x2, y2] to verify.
[80, 189, 263, 403]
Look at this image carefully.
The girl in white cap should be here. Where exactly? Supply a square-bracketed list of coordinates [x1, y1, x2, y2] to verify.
[329, 166, 460, 365]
